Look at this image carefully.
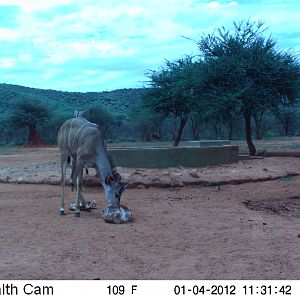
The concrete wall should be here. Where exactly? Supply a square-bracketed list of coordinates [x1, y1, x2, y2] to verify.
[108, 145, 239, 168]
[186, 140, 230, 147]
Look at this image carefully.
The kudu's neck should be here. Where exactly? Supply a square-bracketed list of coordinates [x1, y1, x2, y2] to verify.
[95, 149, 113, 185]
[95, 152, 117, 204]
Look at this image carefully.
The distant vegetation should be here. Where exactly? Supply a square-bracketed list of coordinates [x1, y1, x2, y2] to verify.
[0, 84, 143, 145]
[142, 20, 300, 154]
[0, 20, 300, 155]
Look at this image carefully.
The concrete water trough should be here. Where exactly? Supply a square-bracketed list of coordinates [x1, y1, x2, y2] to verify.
[186, 140, 230, 147]
[108, 145, 239, 168]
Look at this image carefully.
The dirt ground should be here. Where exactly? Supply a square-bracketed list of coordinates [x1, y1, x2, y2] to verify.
[0, 147, 300, 279]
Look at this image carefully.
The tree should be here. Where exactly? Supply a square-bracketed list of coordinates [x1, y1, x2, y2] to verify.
[143, 56, 196, 146]
[88, 105, 116, 139]
[129, 106, 152, 141]
[129, 104, 166, 141]
[252, 108, 265, 140]
[41, 111, 72, 144]
[151, 112, 166, 141]
[188, 111, 210, 140]
[189, 112, 203, 140]
[9, 99, 50, 145]
[197, 20, 300, 155]
[273, 105, 298, 136]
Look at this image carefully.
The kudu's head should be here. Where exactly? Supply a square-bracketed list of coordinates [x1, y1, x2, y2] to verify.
[73, 109, 91, 119]
[104, 173, 128, 205]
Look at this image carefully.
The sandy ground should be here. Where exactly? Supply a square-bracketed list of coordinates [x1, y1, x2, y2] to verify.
[0, 147, 299, 188]
[0, 148, 299, 279]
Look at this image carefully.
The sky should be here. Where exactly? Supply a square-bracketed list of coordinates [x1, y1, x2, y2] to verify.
[0, 0, 299, 92]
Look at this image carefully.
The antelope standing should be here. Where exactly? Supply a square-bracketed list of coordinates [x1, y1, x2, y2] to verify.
[57, 115, 127, 217]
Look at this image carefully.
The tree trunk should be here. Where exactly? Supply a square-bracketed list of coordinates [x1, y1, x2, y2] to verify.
[140, 126, 151, 141]
[227, 122, 233, 140]
[192, 123, 200, 140]
[214, 124, 219, 137]
[214, 122, 223, 139]
[283, 117, 295, 136]
[275, 112, 296, 137]
[244, 112, 256, 156]
[189, 117, 200, 140]
[156, 125, 163, 141]
[153, 119, 164, 141]
[283, 121, 289, 136]
[255, 127, 262, 140]
[28, 127, 45, 146]
[191, 125, 198, 140]
[173, 117, 188, 146]
[253, 113, 263, 140]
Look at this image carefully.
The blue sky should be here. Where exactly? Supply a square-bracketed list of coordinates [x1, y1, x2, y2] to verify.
[0, 0, 299, 92]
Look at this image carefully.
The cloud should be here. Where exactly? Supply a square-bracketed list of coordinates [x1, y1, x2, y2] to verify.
[205, 1, 221, 9]
[0, 28, 20, 41]
[0, 57, 16, 68]
[0, 0, 71, 12]
[18, 53, 33, 63]
[68, 41, 137, 59]
[0, 0, 299, 92]
[85, 70, 97, 75]
[207, 0, 238, 10]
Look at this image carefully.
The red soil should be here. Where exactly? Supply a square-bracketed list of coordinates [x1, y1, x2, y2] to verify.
[0, 148, 299, 279]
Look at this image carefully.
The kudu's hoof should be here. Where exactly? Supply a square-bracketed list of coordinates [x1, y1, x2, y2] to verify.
[69, 201, 96, 211]
[60, 210, 65, 216]
[85, 201, 97, 210]
[75, 212, 80, 218]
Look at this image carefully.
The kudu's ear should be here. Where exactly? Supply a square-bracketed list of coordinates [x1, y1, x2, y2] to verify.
[105, 175, 115, 186]
[114, 173, 121, 183]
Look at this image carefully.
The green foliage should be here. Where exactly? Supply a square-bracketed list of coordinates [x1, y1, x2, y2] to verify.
[129, 105, 152, 141]
[88, 104, 117, 138]
[196, 19, 300, 154]
[9, 99, 50, 129]
[0, 83, 143, 120]
[143, 56, 197, 145]
[39, 111, 72, 144]
[144, 56, 196, 118]
[188, 111, 208, 140]
[0, 83, 144, 144]
[89, 104, 114, 125]
[129, 103, 166, 141]
[273, 104, 299, 135]
[1, 20, 300, 146]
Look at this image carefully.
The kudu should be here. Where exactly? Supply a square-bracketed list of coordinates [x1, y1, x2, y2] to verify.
[57, 113, 127, 217]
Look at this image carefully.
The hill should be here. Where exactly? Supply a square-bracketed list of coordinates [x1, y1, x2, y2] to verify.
[0, 83, 145, 122]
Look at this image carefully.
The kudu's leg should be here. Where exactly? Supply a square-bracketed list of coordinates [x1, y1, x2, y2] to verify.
[59, 152, 68, 215]
[78, 190, 87, 209]
[74, 159, 84, 217]
[71, 155, 87, 209]
[70, 154, 76, 192]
